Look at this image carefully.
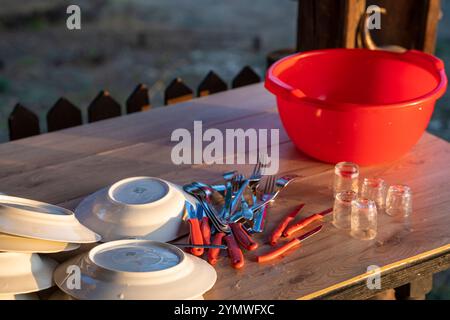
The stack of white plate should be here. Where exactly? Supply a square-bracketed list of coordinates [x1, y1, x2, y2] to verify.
[54, 240, 217, 300]
[0, 195, 101, 300]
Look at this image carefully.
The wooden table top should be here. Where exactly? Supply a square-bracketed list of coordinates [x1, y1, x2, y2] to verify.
[1, 84, 449, 300]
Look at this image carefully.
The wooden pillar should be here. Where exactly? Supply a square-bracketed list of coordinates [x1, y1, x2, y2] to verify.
[297, 0, 366, 51]
[297, 0, 441, 53]
[366, 0, 441, 54]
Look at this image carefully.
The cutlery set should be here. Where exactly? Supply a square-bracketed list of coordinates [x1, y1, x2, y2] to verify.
[182, 158, 327, 268]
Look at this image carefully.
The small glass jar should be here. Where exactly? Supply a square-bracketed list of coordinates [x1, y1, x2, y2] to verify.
[333, 191, 357, 230]
[360, 178, 387, 210]
[385, 185, 412, 218]
[351, 198, 377, 241]
[333, 162, 359, 196]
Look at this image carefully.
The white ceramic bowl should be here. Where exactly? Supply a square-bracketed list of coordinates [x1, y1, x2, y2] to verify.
[0, 233, 80, 253]
[0, 252, 58, 295]
[75, 177, 193, 242]
[54, 240, 217, 300]
[0, 195, 101, 243]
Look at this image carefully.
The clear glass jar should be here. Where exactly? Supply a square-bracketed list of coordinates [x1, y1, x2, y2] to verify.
[351, 198, 377, 240]
[333, 162, 359, 196]
[361, 178, 387, 210]
[333, 191, 357, 230]
[386, 185, 412, 218]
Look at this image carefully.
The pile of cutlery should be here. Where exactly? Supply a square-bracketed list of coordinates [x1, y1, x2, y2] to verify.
[182, 159, 298, 269]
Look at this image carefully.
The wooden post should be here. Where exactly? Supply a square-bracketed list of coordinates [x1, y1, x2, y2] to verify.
[366, 0, 441, 54]
[297, 0, 441, 53]
[297, 0, 366, 51]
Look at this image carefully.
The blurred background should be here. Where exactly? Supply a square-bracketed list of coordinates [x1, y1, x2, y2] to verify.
[0, 0, 449, 299]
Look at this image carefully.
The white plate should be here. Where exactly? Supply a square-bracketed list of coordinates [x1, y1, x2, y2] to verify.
[75, 177, 193, 242]
[0, 233, 80, 253]
[0, 195, 101, 243]
[0, 252, 58, 295]
[54, 240, 217, 300]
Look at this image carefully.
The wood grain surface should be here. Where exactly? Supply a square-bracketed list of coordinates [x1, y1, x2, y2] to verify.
[0, 84, 449, 299]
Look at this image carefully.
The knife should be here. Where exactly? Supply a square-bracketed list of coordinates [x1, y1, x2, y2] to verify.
[283, 207, 332, 237]
[257, 225, 323, 263]
[270, 203, 305, 246]
[208, 232, 226, 265]
[172, 243, 227, 250]
[224, 231, 245, 269]
[185, 202, 204, 256]
[230, 222, 258, 251]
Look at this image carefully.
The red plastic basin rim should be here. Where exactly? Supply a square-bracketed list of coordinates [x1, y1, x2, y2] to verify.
[265, 48, 448, 111]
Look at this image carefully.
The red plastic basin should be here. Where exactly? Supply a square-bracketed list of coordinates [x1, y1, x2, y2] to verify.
[265, 49, 447, 165]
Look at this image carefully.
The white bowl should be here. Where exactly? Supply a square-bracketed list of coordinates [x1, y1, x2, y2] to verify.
[54, 240, 217, 300]
[0, 195, 101, 243]
[0, 233, 80, 253]
[75, 177, 193, 242]
[0, 252, 58, 295]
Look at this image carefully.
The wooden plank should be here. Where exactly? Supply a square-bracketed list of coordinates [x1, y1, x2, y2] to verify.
[126, 84, 151, 114]
[0, 85, 274, 181]
[395, 273, 434, 300]
[297, 0, 353, 52]
[197, 71, 227, 97]
[420, 0, 441, 54]
[0, 111, 290, 203]
[302, 246, 450, 299]
[8, 104, 40, 141]
[231, 66, 261, 88]
[47, 98, 82, 132]
[164, 78, 193, 105]
[88, 90, 121, 123]
[343, 0, 367, 48]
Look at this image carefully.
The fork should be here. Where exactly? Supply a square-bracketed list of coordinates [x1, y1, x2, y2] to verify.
[252, 174, 276, 233]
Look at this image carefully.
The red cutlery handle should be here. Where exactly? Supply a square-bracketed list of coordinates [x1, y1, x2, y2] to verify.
[201, 217, 211, 245]
[270, 203, 305, 246]
[283, 214, 322, 237]
[224, 234, 245, 269]
[188, 218, 204, 256]
[257, 238, 301, 263]
[230, 222, 258, 251]
[208, 232, 225, 265]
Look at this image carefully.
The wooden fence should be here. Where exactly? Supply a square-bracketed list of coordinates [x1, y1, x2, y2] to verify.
[7, 66, 261, 141]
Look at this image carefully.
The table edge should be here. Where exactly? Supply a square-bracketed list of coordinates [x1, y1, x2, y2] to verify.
[297, 243, 450, 300]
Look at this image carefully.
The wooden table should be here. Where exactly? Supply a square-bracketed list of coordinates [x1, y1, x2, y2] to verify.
[1, 84, 449, 300]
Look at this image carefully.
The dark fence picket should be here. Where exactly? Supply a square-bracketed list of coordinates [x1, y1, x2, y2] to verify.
[197, 71, 228, 97]
[126, 84, 151, 114]
[47, 97, 82, 132]
[164, 78, 193, 106]
[231, 66, 261, 88]
[8, 104, 40, 141]
[5, 65, 262, 141]
[88, 90, 122, 123]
